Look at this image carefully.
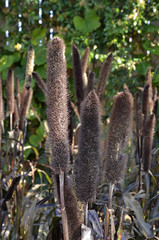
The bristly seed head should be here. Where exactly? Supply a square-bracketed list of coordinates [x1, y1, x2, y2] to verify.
[74, 90, 100, 202]
[46, 37, 70, 174]
[105, 91, 134, 184]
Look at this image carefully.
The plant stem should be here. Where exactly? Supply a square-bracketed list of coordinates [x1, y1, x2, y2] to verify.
[59, 170, 69, 240]
[10, 113, 12, 131]
[105, 183, 114, 240]
[84, 200, 88, 226]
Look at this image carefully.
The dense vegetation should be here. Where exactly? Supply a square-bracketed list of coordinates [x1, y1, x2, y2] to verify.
[0, 0, 159, 239]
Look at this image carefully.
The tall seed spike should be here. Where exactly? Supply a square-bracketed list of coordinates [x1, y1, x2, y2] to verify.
[86, 71, 95, 95]
[153, 99, 158, 118]
[32, 71, 47, 96]
[7, 68, 14, 114]
[53, 173, 81, 240]
[135, 92, 143, 137]
[16, 77, 21, 112]
[13, 99, 19, 126]
[105, 91, 133, 184]
[20, 85, 27, 111]
[82, 46, 90, 75]
[143, 114, 156, 172]
[72, 43, 85, 113]
[96, 53, 113, 102]
[145, 67, 153, 113]
[74, 90, 100, 202]
[142, 84, 149, 122]
[19, 88, 33, 130]
[25, 45, 35, 90]
[46, 37, 70, 174]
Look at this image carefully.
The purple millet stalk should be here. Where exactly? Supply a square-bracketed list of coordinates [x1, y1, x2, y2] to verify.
[96, 53, 113, 102]
[32, 71, 47, 96]
[25, 45, 35, 90]
[7, 68, 14, 115]
[105, 91, 134, 184]
[81, 46, 90, 76]
[72, 43, 85, 113]
[86, 71, 95, 95]
[143, 114, 156, 172]
[142, 84, 149, 123]
[46, 37, 70, 174]
[74, 90, 100, 202]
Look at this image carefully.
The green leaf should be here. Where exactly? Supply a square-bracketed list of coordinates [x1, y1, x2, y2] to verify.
[36, 90, 45, 102]
[136, 62, 149, 75]
[35, 46, 46, 66]
[85, 8, 101, 33]
[36, 65, 46, 79]
[12, 52, 21, 63]
[0, 55, 14, 71]
[14, 66, 25, 82]
[143, 40, 159, 56]
[24, 145, 32, 160]
[31, 28, 46, 46]
[29, 135, 40, 147]
[73, 16, 86, 33]
[73, 8, 101, 34]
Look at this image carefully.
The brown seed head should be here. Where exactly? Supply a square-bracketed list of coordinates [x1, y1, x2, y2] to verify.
[143, 114, 156, 172]
[82, 46, 90, 75]
[19, 88, 33, 130]
[32, 71, 47, 96]
[142, 84, 149, 122]
[7, 68, 14, 114]
[96, 53, 113, 102]
[105, 91, 134, 184]
[86, 71, 95, 95]
[25, 45, 35, 90]
[72, 43, 84, 112]
[74, 90, 100, 202]
[46, 37, 69, 174]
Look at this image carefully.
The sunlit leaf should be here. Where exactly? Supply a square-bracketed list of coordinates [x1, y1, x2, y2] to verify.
[123, 193, 154, 238]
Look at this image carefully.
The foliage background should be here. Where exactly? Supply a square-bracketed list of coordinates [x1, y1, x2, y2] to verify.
[0, 0, 159, 239]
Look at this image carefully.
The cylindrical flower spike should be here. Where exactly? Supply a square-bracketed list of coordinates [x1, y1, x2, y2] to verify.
[72, 43, 85, 113]
[142, 84, 149, 122]
[19, 88, 33, 130]
[145, 67, 153, 113]
[143, 114, 156, 172]
[82, 46, 90, 76]
[86, 71, 95, 95]
[25, 45, 35, 90]
[46, 37, 70, 174]
[105, 91, 133, 184]
[74, 90, 100, 202]
[32, 71, 47, 96]
[7, 68, 14, 115]
[96, 53, 113, 102]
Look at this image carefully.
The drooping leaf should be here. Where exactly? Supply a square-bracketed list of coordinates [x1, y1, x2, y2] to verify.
[123, 193, 154, 238]
[88, 210, 104, 238]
